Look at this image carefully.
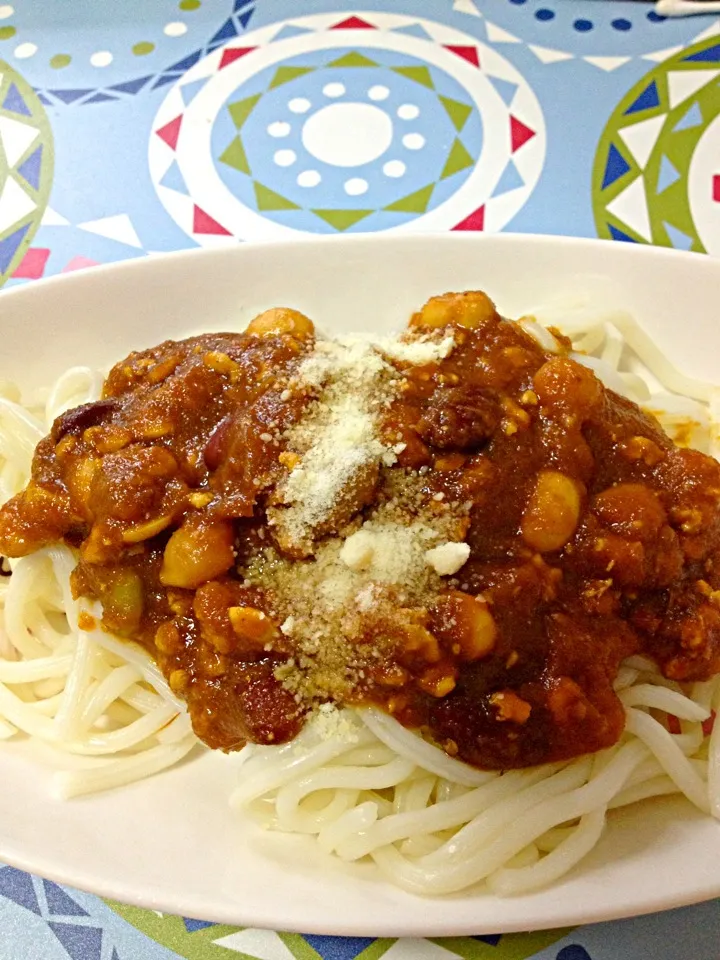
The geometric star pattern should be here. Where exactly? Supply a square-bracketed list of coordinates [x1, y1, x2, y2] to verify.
[102, 899, 571, 960]
[0, 61, 53, 285]
[216, 52, 482, 233]
[30, 4, 258, 110]
[0, 866, 117, 960]
[149, 11, 545, 244]
[593, 35, 720, 254]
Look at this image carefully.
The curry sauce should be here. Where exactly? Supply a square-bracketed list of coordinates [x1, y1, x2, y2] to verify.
[2, 292, 720, 770]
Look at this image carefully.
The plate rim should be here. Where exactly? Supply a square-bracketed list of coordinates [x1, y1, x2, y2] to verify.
[0, 233, 719, 937]
[0, 231, 718, 309]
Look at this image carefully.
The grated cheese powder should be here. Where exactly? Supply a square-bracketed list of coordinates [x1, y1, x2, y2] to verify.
[268, 339, 398, 556]
[243, 327, 470, 706]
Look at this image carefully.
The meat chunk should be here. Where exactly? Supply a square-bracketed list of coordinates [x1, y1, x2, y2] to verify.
[416, 386, 500, 452]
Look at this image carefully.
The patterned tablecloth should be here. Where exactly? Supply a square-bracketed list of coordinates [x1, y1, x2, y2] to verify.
[0, 1, 719, 958]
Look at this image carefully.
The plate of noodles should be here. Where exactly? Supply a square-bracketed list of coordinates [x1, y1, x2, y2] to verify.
[0, 233, 718, 936]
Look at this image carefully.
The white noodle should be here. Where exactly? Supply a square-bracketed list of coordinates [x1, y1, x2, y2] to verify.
[709, 683, 720, 818]
[619, 684, 711, 722]
[0, 394, 200, 793]
[362, 707, 495, 787]
[230, 305, 720, 896]
[0, 306, 719, 899]
[487, 808, 606, 896]
[54, 736, 197, 799]
[44, 366, 105, 427]
[624, 709, 710, 813]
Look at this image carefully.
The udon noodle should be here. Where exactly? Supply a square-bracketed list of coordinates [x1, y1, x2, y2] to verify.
[1, 305, 718, 896]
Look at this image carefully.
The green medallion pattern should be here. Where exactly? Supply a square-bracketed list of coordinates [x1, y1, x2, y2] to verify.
[0, 61, 53, 285]
[106, 900, 570, 960]
[217, 50, 478, 230]
[592, 35, 720, 253]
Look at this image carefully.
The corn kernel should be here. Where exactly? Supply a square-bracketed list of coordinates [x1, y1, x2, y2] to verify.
[521, 470, 582, 553]
[246, 308, 315, 339]
[490, 690, 531, 724]
[203, 350, 240, 378]
[418, 663, 458, 698]
[279, 450, 301, 470]
[155, 621, 182, 655]
[188, 492, 213, 509]
[169, 669, 189, 694]
[228, 606, 278, 647]
[410, 291, 497, 330]
[122, 515, 173, 543]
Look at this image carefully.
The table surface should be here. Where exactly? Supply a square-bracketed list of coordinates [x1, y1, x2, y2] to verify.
[0, 1, 719, 958]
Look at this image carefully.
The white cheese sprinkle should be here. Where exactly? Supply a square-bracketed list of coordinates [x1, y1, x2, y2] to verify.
[280, 616, 296, 636]
[425, 541, 471, 576]
[377, 332, 456, 365]
[313, 703, 360, 743]
[339, 520, 439, 584]
[270, 339, 398, 552]
[339, 530, 376, 572]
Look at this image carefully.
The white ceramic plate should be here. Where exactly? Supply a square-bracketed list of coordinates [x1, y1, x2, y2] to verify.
[0, 234, 719, 936]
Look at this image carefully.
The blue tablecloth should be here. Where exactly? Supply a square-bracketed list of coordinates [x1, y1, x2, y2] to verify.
[0, 2, 719, 958]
